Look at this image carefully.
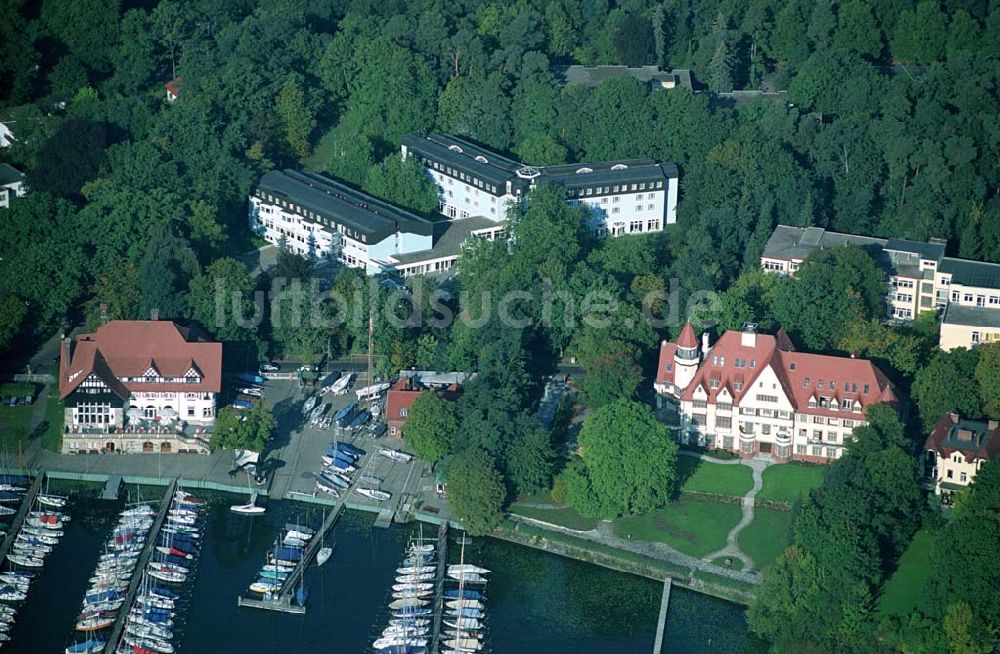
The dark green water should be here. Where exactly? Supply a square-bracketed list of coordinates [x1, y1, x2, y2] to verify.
[5, 490, 748, 653]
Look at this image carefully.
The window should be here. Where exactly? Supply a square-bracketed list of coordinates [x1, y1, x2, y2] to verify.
[803, 378, 810, 388]
[756, 394, 778, 403]
[717, 403, 732, 412]
[863, 384, 870, 394]
[946, 469, 953, 479]
[972, 331, 981, 343]
[716, 416, 732, 429]
[811, 446, 822, 457]
[827, 432, 838, 443]
[710, 379, 719, 389]
[960, 472, 968, 482]
[187, 407, 195, 417]
[761, 424, 771, 435]
[796, 445, 806, 455]
[692, 400, 708, 410]
[734, 382, 743, 391]
[826, 447, 837, 459]
[813, 416, 825, 424]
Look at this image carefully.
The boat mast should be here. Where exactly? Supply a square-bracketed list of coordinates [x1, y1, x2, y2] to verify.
[367, 308, 374, 410]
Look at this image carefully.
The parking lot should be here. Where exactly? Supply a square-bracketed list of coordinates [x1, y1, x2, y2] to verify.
[257, 376, 446, 519]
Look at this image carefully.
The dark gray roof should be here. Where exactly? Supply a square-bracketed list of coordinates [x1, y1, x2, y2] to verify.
[256, 170, 435, 243]
[940, 258, 1000, 289]
[555, 66, 694, 91]
[0, 163, 24, 186]
[389, 216, 500, 266]
[402, 133, 521, 189]
[762, 225, 887, 261]
[537, 160, 676, 189]
[885, 238, 946, 262]
[942, 304, 1000, 329]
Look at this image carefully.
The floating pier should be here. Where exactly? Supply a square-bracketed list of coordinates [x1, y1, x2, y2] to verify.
[100, 475, 122, 501]
[652, 577, 673, 654]
[373, 506, 395, 528]
[428, 522, 449, 654]
[103, 478, 177, 654]
[0, 474, 44, 563]
[237, 500, 345, 613]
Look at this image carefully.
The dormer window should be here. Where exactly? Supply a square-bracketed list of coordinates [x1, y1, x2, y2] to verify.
[808, 398, 817, 408]
[789, 363, 796, 370]
[863, 384, 870, 394]
[749, 359, 755, 368]
[817, 380, 824, 389]
[734, 382, 743, 391]
[803, 377, 810, 388]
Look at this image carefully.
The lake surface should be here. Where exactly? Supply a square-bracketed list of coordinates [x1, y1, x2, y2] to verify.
[4, 487, 748, 653]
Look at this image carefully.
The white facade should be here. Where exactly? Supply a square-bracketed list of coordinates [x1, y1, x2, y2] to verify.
[428, 167, 515, 222]
[249, 195, 340, 259]
[0, 122, 13, 148]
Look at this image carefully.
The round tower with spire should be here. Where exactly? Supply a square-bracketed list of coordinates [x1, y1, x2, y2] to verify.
[673, 322, 700, 391]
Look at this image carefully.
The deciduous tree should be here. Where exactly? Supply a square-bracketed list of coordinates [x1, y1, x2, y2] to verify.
[404, 391, 458, 463]
[446, 448, 506, 535]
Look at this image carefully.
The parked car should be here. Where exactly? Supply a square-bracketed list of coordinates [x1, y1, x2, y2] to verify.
[18, 395, 32, 406]
[368, 423, 387, 439]
[2, 396, 15, 407]
[259, 362, 280, 373]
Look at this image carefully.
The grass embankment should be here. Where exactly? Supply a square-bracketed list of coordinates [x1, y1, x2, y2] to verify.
[508, 504, 600, 531]
[878, 528, 935, 617]
[613, 500, 742, 558]
[739, 508, 794, 569]
[41, 383, 64, 452]
[0, 405, 31, 453]
[757, 463, 825, 502]
[677, 457, 754, 496]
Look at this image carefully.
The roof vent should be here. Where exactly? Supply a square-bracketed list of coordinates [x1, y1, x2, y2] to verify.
[575, 167, 593, 174]
[475, 155, 488, 164]
[611, 164, 628, 170]
[448, 145, 463, 153]
[516, 166, 541, 179]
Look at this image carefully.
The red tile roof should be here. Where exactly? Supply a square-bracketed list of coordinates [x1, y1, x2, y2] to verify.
[654, 342, 678, 386]
[387, 377, 422, 424]
[164, 78, 182, 96]
[924, 413, 1000, 463]
[676, 322, 698, 349]
[660, 327, 894, 417]
[60, 321, 222, 400]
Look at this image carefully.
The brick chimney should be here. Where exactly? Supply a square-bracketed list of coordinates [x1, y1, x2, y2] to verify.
[150, 308, 159, 321]
[949, 411, 960, 424]
[989, 420, 999, 431]
[100, 303, 108, 325]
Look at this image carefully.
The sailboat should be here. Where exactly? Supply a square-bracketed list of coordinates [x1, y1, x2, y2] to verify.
[231, 473, 265, 515]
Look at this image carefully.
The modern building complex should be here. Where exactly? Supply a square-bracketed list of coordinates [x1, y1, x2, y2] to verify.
[0, 162, 26, 209]
[249, 169, 504, 276]
[402, 132, 679, 237]
[654, 323, 897, 463]
[250, 134, 680, 276]
[59, 319, 222, 454]
[761, 225, 1000, 349]
[922, 412, 1000, 496]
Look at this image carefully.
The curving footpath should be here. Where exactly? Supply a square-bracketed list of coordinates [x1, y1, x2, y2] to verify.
[696, 453, 772, 571]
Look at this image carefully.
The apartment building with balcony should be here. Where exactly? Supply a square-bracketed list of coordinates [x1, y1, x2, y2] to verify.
[761, 225, 1000, 349]
[654, 323, 897, 463]
[401, 132, 679, 237]
[58, 319, 221, 454]
[922, 412, 1000, 496]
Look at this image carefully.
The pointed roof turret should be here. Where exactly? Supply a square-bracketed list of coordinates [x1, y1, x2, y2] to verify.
[676, 322, 698, 349]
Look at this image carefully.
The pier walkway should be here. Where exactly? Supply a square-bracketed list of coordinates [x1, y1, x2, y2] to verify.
[100, 475, 122, 500]
[104, 478, 177, 654]
[0, 474, 44, 563]
[652, 578, 672, 654]
[429, 522, 449, 654]
[237, 500, 345, 614]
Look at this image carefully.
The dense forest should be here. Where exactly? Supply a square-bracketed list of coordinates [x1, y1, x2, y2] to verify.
[1, 1, 999, 651]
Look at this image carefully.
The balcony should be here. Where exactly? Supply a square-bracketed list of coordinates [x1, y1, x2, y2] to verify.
[775, 431, 792, 445]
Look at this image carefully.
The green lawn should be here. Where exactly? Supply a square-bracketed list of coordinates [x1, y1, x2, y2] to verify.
[678, 457, 754, 497]
[757, 463, 825, 502]
[508, 504, 599, 531]
[40, 386, 64, 452]
[878, 528, 935, 617]
[0, 405, 32, 452]
[739, 508, 794, 569]
[613, 499, 742, 558]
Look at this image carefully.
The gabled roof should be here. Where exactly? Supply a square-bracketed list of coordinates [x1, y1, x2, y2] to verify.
[924, 413, 1000, 463]
[659, 326, 895, 417]
[60, 321, 222, 399]
[0, 163, 24, 187]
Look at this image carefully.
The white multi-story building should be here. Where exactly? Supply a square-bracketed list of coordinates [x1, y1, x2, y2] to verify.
[761, 225, 1000, 349]
[654, 323, 897, 463]
[401, 133, 679, 237]
[59, 320, 222, 454]
[249, 169, 508, 277]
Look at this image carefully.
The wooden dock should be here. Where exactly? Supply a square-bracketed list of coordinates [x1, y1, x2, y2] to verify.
[100, 475, 122, 500]
[652, 577, 673, 654]
[428, 522, 449, 654]
[0, 474, 44, 563]
[103, 478, 177, 654]
[237, 500, 345, 613]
